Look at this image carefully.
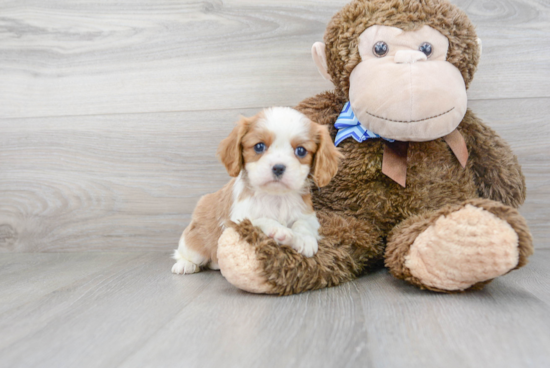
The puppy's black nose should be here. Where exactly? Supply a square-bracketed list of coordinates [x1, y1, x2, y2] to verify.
[272, 164, 286, 177]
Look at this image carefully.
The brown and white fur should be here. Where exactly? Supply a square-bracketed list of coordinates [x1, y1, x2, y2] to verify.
[172, 107, 343, 274]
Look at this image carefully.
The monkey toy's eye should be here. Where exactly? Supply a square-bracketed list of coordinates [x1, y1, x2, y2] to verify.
[373, 41, 389, 57]
[419, 42, 433, 57]
[254, 142, 266, 153]
[295, 146, 307, 158]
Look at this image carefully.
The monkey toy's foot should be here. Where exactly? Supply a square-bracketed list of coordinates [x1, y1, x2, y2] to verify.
[385, 199, 533, 292]
[217, 224, 273, 294]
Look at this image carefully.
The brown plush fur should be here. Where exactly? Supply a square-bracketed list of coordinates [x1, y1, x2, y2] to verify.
[224, 0, 533, 295]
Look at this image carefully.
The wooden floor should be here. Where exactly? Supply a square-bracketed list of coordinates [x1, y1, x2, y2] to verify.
[1, 0, 549, 367]
[0, 250, 549, 368]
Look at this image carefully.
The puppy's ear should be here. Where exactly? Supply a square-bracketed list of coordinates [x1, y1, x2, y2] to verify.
[312, 124, 343, 187]
[217, 116, 249, 177]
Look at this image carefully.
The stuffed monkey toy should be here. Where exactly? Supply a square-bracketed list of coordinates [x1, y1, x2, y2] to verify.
[216, 0, 533, 295]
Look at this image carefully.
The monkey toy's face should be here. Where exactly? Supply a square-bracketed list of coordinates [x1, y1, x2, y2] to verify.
[313, 25, 470, 142]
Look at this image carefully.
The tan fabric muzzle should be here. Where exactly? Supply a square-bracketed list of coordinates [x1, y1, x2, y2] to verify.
[349, 25, 468, 142]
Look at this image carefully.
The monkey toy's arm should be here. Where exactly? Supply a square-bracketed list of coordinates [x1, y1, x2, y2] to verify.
[459, 109, 526, 209]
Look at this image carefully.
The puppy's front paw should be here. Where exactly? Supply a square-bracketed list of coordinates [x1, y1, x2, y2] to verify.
[171, 259, 200, 275]
[291, 234, 318, 257]
[252, 219, 294, 245]
[268, 227, 294, 245]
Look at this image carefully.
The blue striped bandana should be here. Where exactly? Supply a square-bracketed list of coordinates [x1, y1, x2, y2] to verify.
[334, 102, 394, 146]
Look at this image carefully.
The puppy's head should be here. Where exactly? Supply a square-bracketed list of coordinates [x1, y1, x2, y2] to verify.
[218, 107, 343, 194]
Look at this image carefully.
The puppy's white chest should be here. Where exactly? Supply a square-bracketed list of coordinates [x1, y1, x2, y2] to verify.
[231, 191, 305, 226]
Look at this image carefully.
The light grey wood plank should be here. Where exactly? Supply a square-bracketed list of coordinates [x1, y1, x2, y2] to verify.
[0, 250, 548, 368]
[0, 0, 338, 119]
[0, 0, 548, 119]
[1, 98, 547, 252]
[0, 108, 255, 252]
[463, 0, 550, 100]
[0, 253, 137, 314]
[0, 252, 215, 368]
[349, 256, 550, 368]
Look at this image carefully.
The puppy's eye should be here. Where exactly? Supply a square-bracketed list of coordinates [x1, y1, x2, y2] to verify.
[419, 42, 433, 57]
[295, 146, 307, 158]
[373, 41, 389, 57]
[254, 142, 266, 154]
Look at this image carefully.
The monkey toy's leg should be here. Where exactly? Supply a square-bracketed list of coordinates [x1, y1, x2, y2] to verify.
[217, 211, 385, 295]
[385, 198, 533, 292]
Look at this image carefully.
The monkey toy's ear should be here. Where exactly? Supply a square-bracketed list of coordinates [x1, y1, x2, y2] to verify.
[312, 42, 332, 82]
[477, 38, 483, 58]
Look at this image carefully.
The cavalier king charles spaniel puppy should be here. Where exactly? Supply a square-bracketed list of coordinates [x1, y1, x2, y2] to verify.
[172, 107, 343, 274]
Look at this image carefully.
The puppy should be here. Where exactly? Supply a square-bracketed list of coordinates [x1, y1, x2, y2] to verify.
[171, 107, 343, 274]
